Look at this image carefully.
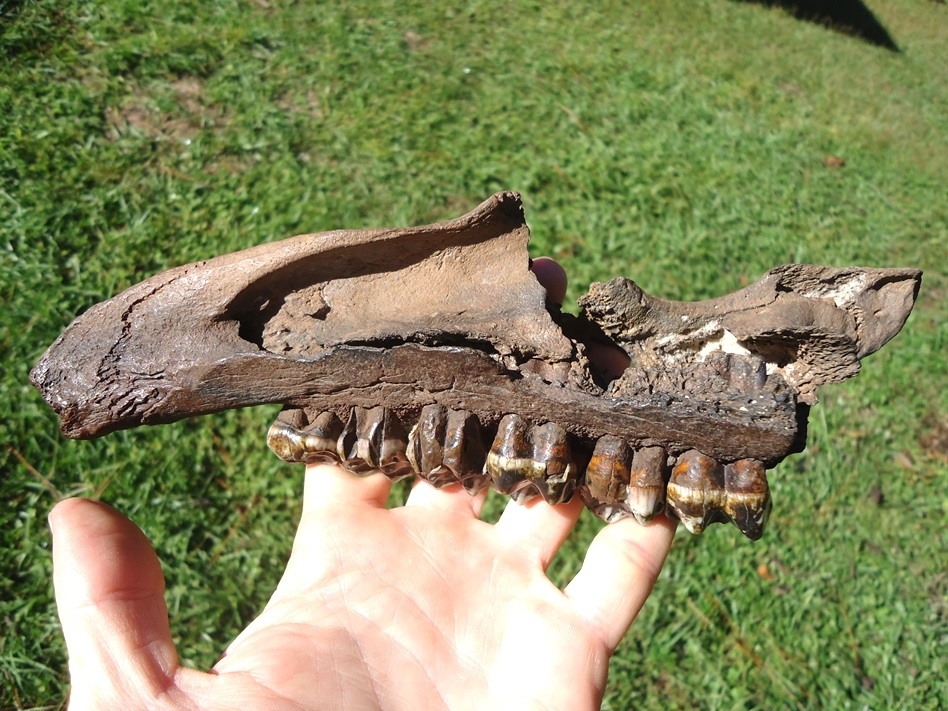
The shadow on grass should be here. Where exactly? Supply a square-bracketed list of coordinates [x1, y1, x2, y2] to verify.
[734, 0, 899, 51]
[0, 0, 27, 20]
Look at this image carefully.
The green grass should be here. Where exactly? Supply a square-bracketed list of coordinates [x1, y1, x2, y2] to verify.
[2, 0, 946, 707]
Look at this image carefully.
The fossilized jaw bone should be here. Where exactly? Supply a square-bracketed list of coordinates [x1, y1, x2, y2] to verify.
[581, 263, 921, 406]
[30, 191, 921, 538]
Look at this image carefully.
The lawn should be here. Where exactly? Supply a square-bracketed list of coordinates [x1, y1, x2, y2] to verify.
[2, 0, 946, 708]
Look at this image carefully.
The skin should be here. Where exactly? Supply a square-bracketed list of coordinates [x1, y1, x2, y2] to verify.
[48, 260, 675, 710]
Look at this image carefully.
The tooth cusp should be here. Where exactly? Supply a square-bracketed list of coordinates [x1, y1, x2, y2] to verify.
[528, 421, 577, 504]
[375, 410, 415, 481]
[486, 414, 536, 497]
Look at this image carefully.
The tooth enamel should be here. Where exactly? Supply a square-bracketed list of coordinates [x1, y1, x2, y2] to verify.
[487, 415, 578, 505]
[582, 435, 633, 520]
[582, 437, 667, 524]
[627, 446, 668, 524]
[723, 458, 772, 540]
[666, 450, 774, 538]
[376, 410, 414, 481]
[407, 405, 489, 490]
[529, 421, 577, 505]
[407, 404, 453, 486]
[441, 409, 490, 494]
[267, 409, 344, 464]
[267, 420, 303, 461]
[666, 450, 727, 535]
[486, 414, 536, 498]
[337, 407, 386, 474]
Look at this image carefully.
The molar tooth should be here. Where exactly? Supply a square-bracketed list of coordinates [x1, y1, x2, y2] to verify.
[488, 416, 578, 505]
[407, 405, 489, 491]
[442, 410, 490, 494]
[337, 407, 385, 475]
[666, 450, 726, 534]
[627, 446, 668, 525]
[267, 409, 343, 464]
[376, 410, 414, 481]
[723, 458, 772, 540]
[266, 419, 304, 462]
[528, 421, 577, 505]
[582, 435, 633, 523]
[486, 414, 537, 498]
[582, 438, 667, 524]
[297, 411, 345, 464]
[407, 404, 455, 487]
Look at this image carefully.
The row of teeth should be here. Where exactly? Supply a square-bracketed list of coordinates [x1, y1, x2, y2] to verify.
[267, 405, 772, 539]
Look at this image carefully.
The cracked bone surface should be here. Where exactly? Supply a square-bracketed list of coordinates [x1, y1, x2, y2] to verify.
[30, 192, 921, 538]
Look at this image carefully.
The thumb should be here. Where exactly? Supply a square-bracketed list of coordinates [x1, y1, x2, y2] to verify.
[50, 498, 180, 708]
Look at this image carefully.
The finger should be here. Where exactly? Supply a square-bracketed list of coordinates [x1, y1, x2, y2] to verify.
[564, 515, 676, 651]
[586, 341, 631, 380]
[494, 495, 584, 569]
[405, 478, 488, 518]
[49, 498, 179, 702]
[302, 462, 393, 514]
[530, 256, 568, 305]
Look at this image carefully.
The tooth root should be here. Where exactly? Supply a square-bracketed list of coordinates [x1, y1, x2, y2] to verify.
[267, 409, 343, 464]
[666, 450, 726, 535]
[337, 407, 385, 475]
[486, 414, 536, 498]
[528, 421, 577, 505]
[442, 410, 490, 494]
[723, 458, 772, 540]
[627, 446, 668, 525]
[582, 435, 633, 522]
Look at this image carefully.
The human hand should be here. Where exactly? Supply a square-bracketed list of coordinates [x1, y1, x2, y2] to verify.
[49, 258, 675, 710]
[51, 474, 673, 710]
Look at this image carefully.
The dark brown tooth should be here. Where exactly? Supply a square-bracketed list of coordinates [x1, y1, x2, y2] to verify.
[666, 450, 727, 534]
[337, 407, 385, 475]
[407, 404, 457, 487]
[582, 435, 633, 523]
[407, 405, 489, 491]
[441, 410, 490, 494]
[723, 458, 772, 540]
[375, 410, 414, 481]
[627, 446, 668, 525]
[526, 421, 577, 505]
[486, 414, 537, 499]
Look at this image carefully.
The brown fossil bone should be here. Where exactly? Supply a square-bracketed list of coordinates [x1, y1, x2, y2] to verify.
[30, 192, 921, 539]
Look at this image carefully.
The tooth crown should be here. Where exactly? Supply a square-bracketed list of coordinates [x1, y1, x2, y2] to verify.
[32, 192, 921, 540]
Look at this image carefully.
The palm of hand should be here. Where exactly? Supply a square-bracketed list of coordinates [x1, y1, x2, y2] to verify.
[52, 463, 673, 710]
